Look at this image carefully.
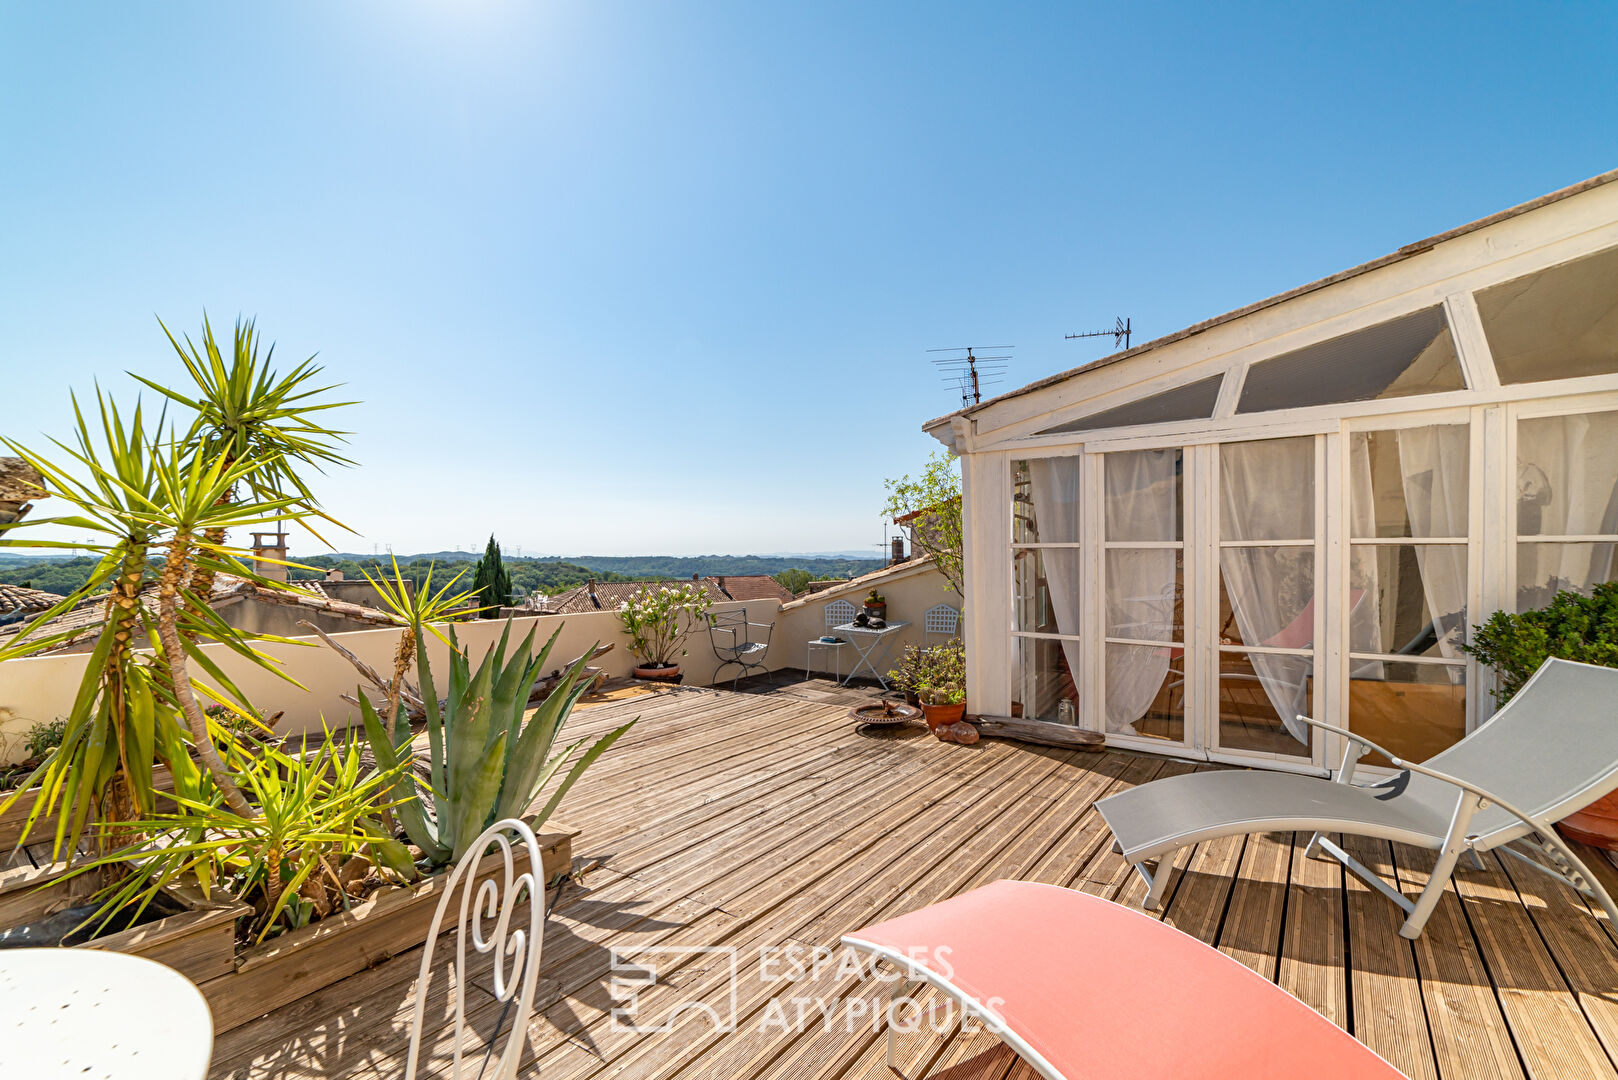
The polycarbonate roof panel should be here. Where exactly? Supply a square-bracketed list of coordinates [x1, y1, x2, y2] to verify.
[1039, 373, 1224, 435]
[1236, 306, 1465, 414]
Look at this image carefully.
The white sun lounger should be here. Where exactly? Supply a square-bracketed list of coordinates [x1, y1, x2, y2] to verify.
[1097, 657, 1618, 939]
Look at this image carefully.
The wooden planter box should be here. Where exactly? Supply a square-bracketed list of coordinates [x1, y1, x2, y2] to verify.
[0, 860, 249, 986]
[0, 820, 577, 1033]
[200, 822, 576, 1032]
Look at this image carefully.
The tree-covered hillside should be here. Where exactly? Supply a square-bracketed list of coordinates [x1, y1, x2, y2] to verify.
[0, 552, 878, 600]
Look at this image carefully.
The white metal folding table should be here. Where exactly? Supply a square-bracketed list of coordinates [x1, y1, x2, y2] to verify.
[833, 620, 911, 689]
[0, 947, 214, 1078]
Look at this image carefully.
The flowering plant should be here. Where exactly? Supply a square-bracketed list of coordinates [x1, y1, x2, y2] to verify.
[616, 582, 714, 667]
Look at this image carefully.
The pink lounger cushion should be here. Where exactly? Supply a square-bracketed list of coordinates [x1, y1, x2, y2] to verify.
[842, 880, 1406, 1080]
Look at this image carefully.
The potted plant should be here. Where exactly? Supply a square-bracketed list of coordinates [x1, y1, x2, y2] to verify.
[1464, 581, 1618, 847]
[887, 644, 927, 708]
[863, 589, 887, 619]
[617, 582, 714, 681]
[910, 639, 967, 733]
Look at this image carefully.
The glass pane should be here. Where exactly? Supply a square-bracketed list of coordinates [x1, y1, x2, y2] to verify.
[1217, 549, 1314, 648]
[1218, 651, 1312, 756]
[1104, 448, 1181, 541]
[1236, 306, 1465, 414]
[1106, 642, 1184, 742]
[1478, 244, 1618, 384]
[1015, 457, 1082, 544]
[1349, 545, 1468, 657]
[1105, 550, 1182, 641]
[1221, 438, 1314, 541]
[1040, 374, 1223, 435]
[1350, 426, 1470, 538]
[1015, 636, 1080, 724]
[1516, 412, 1618, 536]
[1517, 542, 1618, 612]
[1016, 547, 1084, 635]
[1348, 661, 1466, 767]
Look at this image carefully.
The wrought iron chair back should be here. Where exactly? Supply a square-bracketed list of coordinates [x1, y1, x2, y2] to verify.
[708, 608, 775, 690]
[404, 818, 547, 1080]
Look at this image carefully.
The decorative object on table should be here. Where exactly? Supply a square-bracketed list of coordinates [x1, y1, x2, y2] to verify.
[866, 616, 887, 629]
[853, 610, 870, 627]
[863, 589, 887, 618]
[832, 616, 913, 689]
[403, 818, 547, 1080]
[616, 581, 714, 683]
[1463, 581, 1618, 849]
[707, 609, 775, 690]
[848, 699, 921, 731]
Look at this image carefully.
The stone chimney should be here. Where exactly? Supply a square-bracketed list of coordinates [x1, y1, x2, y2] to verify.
[324, 568, 344, 582]
[891, 536, 906, 564]
[250, 531, 289, 582]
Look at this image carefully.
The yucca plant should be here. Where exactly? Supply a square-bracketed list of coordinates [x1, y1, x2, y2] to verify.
[135, 314, 354, 606]
[362, 620, 634, 865]
[70, 727, 415, 944]
[359, 556, 482, 726]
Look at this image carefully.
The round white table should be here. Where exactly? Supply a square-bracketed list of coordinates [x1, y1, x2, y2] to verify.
[0, 948, 214, 1078]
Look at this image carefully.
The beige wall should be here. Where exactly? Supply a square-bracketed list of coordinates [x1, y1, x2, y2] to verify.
[0, 598, 780, 763]
[770, 559, 960, 680]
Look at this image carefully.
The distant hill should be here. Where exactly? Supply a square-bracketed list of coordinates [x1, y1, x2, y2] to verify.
[0, 551, 883, 600]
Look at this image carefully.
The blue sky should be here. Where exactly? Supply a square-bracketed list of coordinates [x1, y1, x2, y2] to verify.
[2, 2, 1615, 558]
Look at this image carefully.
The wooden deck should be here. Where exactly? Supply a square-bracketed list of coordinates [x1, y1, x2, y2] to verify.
[212, 677, 1618, 1080]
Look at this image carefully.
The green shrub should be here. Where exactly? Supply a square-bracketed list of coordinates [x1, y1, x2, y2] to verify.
[1462, 582, 1618, 703]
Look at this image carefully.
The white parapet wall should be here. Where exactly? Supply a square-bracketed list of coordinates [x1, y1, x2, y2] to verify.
[768, 556, 960, 680]
[0, 597, 781, 763]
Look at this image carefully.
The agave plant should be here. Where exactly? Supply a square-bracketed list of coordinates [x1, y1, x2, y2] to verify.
[361, 620, 634, 865]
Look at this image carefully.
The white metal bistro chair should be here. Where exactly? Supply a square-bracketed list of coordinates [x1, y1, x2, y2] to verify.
[923, 603, 960, 645]
[806, 598, 857, 681]
[403, 818, 548, 1080]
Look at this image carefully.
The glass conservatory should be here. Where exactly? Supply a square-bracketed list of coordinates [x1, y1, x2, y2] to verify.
[931, 170, 1618, 773]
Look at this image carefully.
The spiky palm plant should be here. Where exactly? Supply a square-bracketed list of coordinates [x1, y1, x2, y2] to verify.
[134, 314, 354, 609]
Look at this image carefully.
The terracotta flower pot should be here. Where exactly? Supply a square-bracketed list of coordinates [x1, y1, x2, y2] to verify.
[1557, 790, 1618, 850]
[864, 604, 886, 618]
[921, 701, 966, 733]
[634, 664, 681, 682]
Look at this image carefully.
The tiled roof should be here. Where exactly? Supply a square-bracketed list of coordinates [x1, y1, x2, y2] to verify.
[0, 583, 66, 619]
[709, 575, 794, 603]
[0, 574, 395, 654]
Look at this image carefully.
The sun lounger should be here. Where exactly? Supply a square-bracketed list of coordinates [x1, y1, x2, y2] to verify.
[1097, 657, 1618, 938]
[841, 879, 1407, 1079]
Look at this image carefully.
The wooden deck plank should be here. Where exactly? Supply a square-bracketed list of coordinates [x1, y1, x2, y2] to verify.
[1392, 842, 1527, 1080]
[211, 680, 1618, 1080]
[1215, 830, 1292, 979]
[1337, 834, 1440, 1080]
[1495, 846, 1618, 1067]
[1451, 853, 1618, 1080]
[1278, 832, 1349, 1029]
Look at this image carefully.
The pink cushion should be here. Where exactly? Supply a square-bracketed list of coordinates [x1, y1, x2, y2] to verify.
[843, 880, 1405, 1080]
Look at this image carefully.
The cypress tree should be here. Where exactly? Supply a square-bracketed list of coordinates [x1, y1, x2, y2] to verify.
[472, 534, 512, 616]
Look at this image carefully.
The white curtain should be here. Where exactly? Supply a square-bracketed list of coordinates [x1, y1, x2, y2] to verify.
[1517, 412, 1618, 609]
[1103, 450, 1179, 734]
[1219, 440, 1315, 744]
[1395, 426, 1470, 674]
[1028, 458, 1084, 721]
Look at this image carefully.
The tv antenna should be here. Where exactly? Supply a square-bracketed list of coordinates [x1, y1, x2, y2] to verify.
[928, 345, 1012, 407]
[1065, 316, 1132, 351]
